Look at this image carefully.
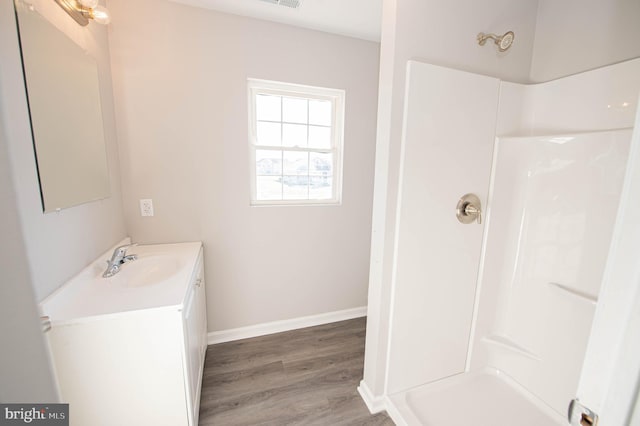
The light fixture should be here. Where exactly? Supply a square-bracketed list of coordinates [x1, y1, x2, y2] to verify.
[259, 0, 304, 9]
[54, 0, 111, 26]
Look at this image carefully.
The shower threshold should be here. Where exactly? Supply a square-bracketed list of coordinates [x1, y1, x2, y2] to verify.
[387, 368, 566, 426]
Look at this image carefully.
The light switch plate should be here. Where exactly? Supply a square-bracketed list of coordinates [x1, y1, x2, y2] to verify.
[139, 199, 154, 217]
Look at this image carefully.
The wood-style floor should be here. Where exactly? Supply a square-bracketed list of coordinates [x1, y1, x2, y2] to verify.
[198, 317, 394, 425]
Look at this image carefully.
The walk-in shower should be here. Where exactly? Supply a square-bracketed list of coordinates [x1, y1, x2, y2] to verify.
[376, 58, 640, 426]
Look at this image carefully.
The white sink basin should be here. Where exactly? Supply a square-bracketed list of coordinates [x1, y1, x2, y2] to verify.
[40, 240, 202, 324]
[108, 255, 184, 288]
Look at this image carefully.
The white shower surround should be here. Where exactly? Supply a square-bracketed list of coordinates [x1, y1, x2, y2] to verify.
[469, 129, 630, 415]
[370, 58, 640, 425]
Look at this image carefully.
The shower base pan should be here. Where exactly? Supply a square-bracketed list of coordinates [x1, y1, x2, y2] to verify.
[387, 369, 566, 426]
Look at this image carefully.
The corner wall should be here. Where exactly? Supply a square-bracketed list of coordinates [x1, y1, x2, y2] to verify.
[0, 0, 127, 301]
[107, 0, 380, 332]
[530, 0, 640, 82]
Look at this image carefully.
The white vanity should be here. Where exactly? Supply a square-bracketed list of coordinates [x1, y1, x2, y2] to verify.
[41, 241, 207, 426]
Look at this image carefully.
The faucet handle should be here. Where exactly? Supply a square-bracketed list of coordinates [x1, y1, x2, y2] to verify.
[115, 242, 138, 254]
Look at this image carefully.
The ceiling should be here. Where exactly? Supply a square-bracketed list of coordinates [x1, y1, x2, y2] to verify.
[168, 0, 383, 42]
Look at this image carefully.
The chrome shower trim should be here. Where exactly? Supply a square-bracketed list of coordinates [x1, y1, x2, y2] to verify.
[477, 31, 515, 52]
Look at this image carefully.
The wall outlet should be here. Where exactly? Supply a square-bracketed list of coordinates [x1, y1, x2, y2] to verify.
[139, 199, 154, 217]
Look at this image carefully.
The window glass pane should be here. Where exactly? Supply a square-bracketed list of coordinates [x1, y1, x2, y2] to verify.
[256, 121, 281, 146]
[256, 176, 282, 200]
[282, 123, 307, 147]
[310, 152, 333, 175]
[283, 177, 309, 200]
[256, 94, 281, 121]
[310, 152, 332, 199]
[308, 125, 331, 149]
[282, 97, 308, 124]
[283, 151, 309, 200]
[309, 100, 332, 126]
[309, 177, 333, 200]
[283, 151, 308, 175]
[256, 150, 282, 176]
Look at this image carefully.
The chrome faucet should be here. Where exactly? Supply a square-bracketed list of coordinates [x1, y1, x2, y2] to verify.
[103, 243, 138, 278]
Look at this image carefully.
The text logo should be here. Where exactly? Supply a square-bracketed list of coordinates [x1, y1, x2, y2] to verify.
[0, 404, 68, 426]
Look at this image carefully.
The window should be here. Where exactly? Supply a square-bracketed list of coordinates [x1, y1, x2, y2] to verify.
[248, 79, 345, 205]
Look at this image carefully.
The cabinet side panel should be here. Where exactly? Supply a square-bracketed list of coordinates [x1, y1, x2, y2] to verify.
[183, 249, 207, 425]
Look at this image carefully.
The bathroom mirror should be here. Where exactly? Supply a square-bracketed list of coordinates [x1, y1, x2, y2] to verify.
[15, 1, 110, 213]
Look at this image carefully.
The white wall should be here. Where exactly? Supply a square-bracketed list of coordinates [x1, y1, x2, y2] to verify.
[0, 98, 58, 403]
[0, 0, 127, 301]
[362, 0, 539, 399]
[530, 0, 640, 82]
[107, 0, 380, 332]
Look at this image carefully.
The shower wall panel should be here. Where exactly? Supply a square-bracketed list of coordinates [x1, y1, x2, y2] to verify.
[470, 129, 632, 415]
[386, 61, 499, 394]
[495, 59, 640, 137]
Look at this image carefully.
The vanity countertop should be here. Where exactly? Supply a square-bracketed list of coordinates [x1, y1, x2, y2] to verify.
[40, 240, 202, 325]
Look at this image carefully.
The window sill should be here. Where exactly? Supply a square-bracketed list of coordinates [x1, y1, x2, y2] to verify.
[250, 199, 342, 207]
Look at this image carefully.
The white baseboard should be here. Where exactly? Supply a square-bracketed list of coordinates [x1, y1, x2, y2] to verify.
[385, 395, 408, 426]
[207, 306, 367, 345]
[357, 380, 388, 414]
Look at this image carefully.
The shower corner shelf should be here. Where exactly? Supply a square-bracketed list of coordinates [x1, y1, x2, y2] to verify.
[482, 334, 541, 361]
[548, 282, 598, 305]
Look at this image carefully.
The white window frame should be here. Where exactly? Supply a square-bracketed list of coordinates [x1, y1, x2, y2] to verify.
[248, 79, 345, 206]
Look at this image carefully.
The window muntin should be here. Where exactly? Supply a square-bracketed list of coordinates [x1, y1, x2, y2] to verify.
[248, 80, 344, 205]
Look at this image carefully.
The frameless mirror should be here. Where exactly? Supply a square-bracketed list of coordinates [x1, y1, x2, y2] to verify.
[14, 1, 110, 213]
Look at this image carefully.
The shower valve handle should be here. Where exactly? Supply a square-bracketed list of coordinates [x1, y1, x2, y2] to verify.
[464, 203, 482, 224]
[456, 193, 482, 225]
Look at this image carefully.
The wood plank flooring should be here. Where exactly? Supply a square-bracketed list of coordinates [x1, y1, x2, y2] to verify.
[198, 317, 394, 425]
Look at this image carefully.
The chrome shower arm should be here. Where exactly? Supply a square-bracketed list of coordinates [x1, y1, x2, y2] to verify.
[477, 32, 500, 45]
[477, 30, 515, 52]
